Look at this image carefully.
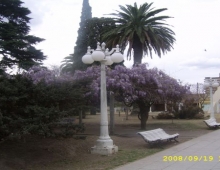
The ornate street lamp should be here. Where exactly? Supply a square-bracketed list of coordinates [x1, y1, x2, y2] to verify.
[82, 42, 124, 155]
[204, 78, 219, 120]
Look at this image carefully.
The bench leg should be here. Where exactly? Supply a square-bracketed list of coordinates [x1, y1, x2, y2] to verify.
[148, 140, 162, 148]
[174, 138, 179, 142]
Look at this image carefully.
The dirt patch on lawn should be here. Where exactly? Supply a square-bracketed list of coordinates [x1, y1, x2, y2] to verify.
[0, 113, 216, 170]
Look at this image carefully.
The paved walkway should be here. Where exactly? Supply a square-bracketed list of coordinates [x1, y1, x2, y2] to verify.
[114, 129, 220, 170]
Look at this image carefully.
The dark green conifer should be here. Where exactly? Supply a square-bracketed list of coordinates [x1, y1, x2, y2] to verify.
[72, 0, 92, 72]
[61, 1, 116, 73]
[0, 0, 46, 74]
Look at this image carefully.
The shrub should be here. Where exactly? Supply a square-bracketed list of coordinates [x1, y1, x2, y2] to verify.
[177, 98, 204, 119]
[194, 112, 204, 119]
[156, 111, 175, 119]
[156, 98, 204, 120]
[0, 74, 88, 140]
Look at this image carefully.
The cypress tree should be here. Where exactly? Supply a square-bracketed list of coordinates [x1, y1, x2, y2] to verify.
[60, 1, 116, 73]
[72, 0, 92, 72]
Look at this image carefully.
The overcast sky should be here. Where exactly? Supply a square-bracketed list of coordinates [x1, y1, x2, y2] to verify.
[22, 0, 220, 84]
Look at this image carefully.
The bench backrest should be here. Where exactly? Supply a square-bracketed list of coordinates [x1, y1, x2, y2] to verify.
[138, 128, 179, 141]
[138, 128, 170, 141]
[138, 129, 161, 141]
[204, 119, 217, 125]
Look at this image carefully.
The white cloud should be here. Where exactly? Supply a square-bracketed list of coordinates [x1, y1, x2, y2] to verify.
[21, 0, 220, 84]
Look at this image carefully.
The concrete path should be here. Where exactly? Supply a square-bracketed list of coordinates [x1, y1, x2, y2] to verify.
[114, 129, 220, 170]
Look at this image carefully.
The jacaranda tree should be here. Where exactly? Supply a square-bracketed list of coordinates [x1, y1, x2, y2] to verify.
[74, 64, 188, 129]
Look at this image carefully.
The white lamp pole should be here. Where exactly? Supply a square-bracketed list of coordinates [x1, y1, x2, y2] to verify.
[204, 78, 219, 120]
[82, 42, 124, 155]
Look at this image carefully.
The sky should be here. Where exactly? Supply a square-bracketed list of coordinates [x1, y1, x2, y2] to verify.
[21, 0, 220, 84]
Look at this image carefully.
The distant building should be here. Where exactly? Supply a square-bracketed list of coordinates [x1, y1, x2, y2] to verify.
[204, 75, 220, 113]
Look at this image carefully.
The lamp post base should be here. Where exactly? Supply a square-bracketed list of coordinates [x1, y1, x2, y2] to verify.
[91, 145, 118, 155]
[91, 138, 118, 155]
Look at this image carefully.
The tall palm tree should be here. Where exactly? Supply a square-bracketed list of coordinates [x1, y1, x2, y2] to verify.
[103, 2, 176, 65]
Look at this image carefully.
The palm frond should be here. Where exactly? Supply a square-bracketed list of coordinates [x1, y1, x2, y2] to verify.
[146, 8, 168, 18]
[103, 2, 175, 64]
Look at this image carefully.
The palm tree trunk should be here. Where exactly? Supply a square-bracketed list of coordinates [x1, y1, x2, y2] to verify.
[132, 33, 143, 65]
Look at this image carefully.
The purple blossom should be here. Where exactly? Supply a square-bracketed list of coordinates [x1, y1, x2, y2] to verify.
[73, 64, 188, 105]
[23, 66, 74, 85]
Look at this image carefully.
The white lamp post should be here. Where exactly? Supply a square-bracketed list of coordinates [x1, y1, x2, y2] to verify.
[204, 78, 219, 120]
[82, 42, 124, 155]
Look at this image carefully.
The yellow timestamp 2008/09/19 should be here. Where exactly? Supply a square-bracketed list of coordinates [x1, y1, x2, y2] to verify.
[163, 156, 218, 162]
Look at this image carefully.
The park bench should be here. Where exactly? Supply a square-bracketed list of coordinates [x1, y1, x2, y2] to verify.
[137, 128, 179, 145]
[203, 119, 220, 129]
